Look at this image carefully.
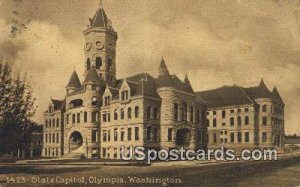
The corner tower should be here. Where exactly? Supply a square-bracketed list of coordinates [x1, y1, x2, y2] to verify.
[83, 0, 117, 84]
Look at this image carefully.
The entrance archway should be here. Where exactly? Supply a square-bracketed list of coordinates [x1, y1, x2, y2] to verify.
[69, 131, 83, 152]
[176, 129, 191, 148]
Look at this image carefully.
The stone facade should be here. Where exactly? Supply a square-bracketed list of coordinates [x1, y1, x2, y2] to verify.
[42, 4, 207, 159]
[197, 81, 285, 151]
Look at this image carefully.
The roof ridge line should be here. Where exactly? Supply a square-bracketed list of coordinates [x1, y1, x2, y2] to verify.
[238, 86, 255, 105]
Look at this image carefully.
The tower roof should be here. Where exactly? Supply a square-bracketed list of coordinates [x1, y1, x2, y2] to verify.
[83, 66, 103, 84]
[66, 70, 81, 89]
[90, 3, 109, 28]
[271, 87, 285, 105]
[159, 58, 168, 69]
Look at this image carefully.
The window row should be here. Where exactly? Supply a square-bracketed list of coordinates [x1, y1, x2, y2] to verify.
[209, 116, 250, 127]
[44, 133, 60, 144]
[103, 127, 140, 142]
[66, 111, 98, 124]
[44, 147, 59, 157]
[103, 106, 140, 122]
[173, 103, 205, 123]
[210, 132, 250, 143]
[210, 108, 250, 118]
[45, 118, 60, 128]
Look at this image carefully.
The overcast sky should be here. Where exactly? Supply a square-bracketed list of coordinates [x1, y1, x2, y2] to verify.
[0, 0, 299, 134]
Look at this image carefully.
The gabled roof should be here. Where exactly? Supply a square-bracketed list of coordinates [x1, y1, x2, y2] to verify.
[90, 7, 109, 28]
[83, 66, 104, 85]
[66, 71, 81, 89]
[197, 86, 254, 108]
[51, 99, 65, 111]
[244, 79, 271, 99]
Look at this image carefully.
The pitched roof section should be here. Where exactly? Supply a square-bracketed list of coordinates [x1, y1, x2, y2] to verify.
[51, 99, 65, 111]
[271, 87, 285, 105]
[90, 7, 109, 28]
[83, 66, 104, 84]
[244, 80, 271, 99]
[197, 86, 254, 108]
[66, 71, 81, 89]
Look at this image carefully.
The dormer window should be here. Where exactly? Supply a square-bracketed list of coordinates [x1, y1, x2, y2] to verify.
[104, 96, 110, 106]
[121, 91, 129, 100]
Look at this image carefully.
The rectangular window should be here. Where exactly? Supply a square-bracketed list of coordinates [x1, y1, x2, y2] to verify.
[168, 128, 173, 141]
[245, 132, 249, 143]
[245, 108, 249, 112]
[213, 118, 217, 127]
[213, 133, 217, 143]
[92, 130, 98, 142]
[197, 131, 201, 141]
[230, 109, 234, 113]
[147, 127, 151, 141]
[72, 114, 75, 124]
[107, 113, 111, 122]
[102, 113, 107, 123]
[128, 128, 132, 141]
[153, 128, 158, 142]
[84, 112, 87, 123]
[238, 132, 242, 143]
[92, 112, 97, 122]
[121, 130, 125, 141]
[262, 132, 267, 142]
[114, 129, 118, 141]
[103, 130, 107, 141]
[213, 111, 217, 115]
[56, 133, 59, 143]
[66, 115, 69, 124]
[222, 110, 226, 118]
[77, 113, 80, 123]
[230, 133, 234, 143]
[262, 117, 267, 125]
[237, 109, 241, 113]
[108, 130, 111, 141]
[45, 134, 48, 143]
[135, 127, 139, 141]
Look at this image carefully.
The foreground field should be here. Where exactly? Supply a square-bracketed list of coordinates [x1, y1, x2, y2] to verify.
[0, 156, 300, 187]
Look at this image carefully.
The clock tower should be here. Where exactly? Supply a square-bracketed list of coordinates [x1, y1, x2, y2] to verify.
[83, 1, 117, 84]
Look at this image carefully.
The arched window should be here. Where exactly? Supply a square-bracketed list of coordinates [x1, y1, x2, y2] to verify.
[245, 116, 249, 125]
[147, 106, 151, 119]
[153, 108, 158, 119]
[127, 107, 132, 119]
[237, 116, 242, 126]
[135, 106, 139, 118]
[45, 120, 48, 128]
[121, 108, 124, 120]
[190, 106, 194, 122]
[52, 119, 55, 127]
[56, 118, 59, 127]
[182, 102, 187, 121]
[114, 109, 118, 120]
[96, 57, 102, 69]
[230, 117, 234, 126]
[49, 119, 52, 128]
[87, 58, 91, 70]
[174, 103, 178, 121]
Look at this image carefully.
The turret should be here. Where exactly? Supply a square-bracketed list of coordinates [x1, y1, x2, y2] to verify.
[66, 70, 81, 94]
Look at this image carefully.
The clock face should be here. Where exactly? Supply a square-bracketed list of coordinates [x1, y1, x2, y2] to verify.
[85, 42, 92, 51]
[95, 41, 104, 50]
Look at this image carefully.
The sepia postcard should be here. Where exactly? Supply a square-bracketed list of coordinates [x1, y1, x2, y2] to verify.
[0, 0, 300, 186]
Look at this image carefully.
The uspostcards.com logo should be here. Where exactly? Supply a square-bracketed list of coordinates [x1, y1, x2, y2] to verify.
[120, 146, 278, 164]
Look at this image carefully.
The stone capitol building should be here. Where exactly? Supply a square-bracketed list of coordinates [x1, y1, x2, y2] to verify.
[42, 3, 285, 159]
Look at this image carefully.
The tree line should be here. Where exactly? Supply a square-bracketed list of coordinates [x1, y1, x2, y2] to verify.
[0, 62, 37, 156]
